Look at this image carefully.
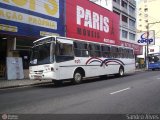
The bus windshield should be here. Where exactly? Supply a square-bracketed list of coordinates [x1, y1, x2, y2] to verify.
[148, 54, 160, 63]
[30, 43, 54, 65]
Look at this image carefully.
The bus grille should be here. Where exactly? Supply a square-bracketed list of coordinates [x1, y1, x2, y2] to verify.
[34, 70, 43, 74]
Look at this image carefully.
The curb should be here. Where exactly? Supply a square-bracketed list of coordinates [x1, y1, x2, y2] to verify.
[0, 81, 53, 90]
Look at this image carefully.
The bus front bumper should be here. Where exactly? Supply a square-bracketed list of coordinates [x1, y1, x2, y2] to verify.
[29, 72, 57, 80]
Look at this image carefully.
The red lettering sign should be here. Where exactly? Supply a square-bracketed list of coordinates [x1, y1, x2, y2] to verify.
[66, 0, 120, 45]
[121, 41, 143, 55]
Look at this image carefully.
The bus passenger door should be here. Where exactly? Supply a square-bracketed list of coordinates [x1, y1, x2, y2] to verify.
[56, 38, 74, 79]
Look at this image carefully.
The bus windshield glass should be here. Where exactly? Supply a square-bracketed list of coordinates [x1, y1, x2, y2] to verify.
[30, 42, 54, 65]
[148, 54, 160, 63]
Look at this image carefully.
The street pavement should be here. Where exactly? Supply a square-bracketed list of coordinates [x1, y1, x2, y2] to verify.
[0, 69, 160, 120]
[0, 70, 160, 114]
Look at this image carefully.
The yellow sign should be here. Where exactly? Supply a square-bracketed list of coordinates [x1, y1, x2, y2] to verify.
[1, 0, 59, 18]
[40, 31, 59, 36]
[0, 24, 17, 32]
[0, 8, 57, 30]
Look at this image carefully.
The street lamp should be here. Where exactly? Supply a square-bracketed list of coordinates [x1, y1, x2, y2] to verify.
[146, 21, 160, 70]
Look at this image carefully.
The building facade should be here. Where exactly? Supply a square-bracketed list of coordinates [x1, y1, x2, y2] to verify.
[0, 0, 65, 79]
[137, 0, 160, 57]
[113, 0, 142, 55]
[0, 0, 142, 80]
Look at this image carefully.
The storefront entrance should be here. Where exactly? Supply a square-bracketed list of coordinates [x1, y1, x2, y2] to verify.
[0, 37, 7, 78]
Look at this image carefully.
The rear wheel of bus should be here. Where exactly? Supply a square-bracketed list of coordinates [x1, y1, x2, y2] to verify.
[115, 66, 124, 77]
[72, 70, 83, 84]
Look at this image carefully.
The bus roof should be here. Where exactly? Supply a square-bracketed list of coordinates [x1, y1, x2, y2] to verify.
[149, 53, 160, 56]
[33, 36, 134, 50]
[33, 36, 54, 43]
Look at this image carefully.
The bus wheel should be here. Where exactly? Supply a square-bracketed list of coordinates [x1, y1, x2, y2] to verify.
[116, 67, 124, 77]
[72, 71, 82, 84]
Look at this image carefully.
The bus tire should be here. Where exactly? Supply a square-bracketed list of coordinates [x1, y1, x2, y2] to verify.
[116, 66, 124, 77]
[72, 71, 83, 84]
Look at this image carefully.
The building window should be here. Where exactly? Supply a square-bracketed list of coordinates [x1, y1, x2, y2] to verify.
[144, 14, 148, 17]
[144, 0, 147, 3]
[145, 20, 148, 23]
[129, 33, 135, 41]
[122, 30, 128, 39]
[139, 13, 142, 16]
[122, 15, 128, 23]
[129, 5, 135, 14]
[121, 0, 127, 9]
[113, 0, 120, 4]
[113, 10, 120, 16]
[144, 8, 148, 12]
[145, 25, 148, 29]
[129, 19, 135, 28]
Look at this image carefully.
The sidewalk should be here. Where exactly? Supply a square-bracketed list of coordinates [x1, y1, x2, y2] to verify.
[0, 69, 146, 89]
[0, 79, 52, 89]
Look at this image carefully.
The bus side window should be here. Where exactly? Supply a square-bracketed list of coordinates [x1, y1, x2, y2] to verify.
[129, 49, 134, 58]
[127, 49, 130, 58]
[74, 42, 89, 57]
[115, 47, 118, 58]
[81, 43, 89, 57]
[123, 49, 128, 58]
[101, 45, 106, 57]
[56, 42, 74, 62]
[111, 46, 117, 58]
[74, 42, 81, 57]
[101, 45, 110, 58]
[118, 47, 123, 58]
[89, 44, 95, 57]
[89, 44, 101, 57]
[107, 46, 111, 58]
[95, 44, 101, 57]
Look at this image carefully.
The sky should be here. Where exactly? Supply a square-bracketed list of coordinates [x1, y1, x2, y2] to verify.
[135, 0, 140, 6]
[135, 0, 140, 3]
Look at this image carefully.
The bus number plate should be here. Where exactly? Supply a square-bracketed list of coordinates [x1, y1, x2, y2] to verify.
[34, 75, 42, 79]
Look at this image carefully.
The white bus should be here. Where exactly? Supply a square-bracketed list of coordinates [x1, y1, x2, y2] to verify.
[29, 36, 135, 85]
